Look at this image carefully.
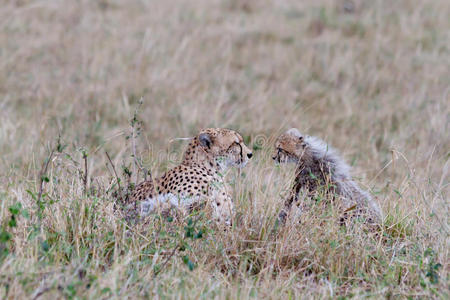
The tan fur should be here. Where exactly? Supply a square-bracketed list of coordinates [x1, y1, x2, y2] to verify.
[127, 128, 252, 225]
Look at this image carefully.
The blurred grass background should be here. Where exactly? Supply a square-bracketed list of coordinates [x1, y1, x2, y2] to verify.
[0, 0, 448, 298]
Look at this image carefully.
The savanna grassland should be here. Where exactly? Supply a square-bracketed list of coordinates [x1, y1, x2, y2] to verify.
[0, 0, 449, 298]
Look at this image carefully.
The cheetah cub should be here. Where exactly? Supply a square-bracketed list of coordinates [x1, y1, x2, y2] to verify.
[128, 128, 253, 225]
[273, 128, 382, 224]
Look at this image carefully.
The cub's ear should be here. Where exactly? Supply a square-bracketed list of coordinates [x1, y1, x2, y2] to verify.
[286, 128, 302, 139]
[199, 133, 212, 149]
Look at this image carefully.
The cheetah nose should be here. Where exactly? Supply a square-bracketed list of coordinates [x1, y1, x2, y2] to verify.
[247, 153, 253, 159]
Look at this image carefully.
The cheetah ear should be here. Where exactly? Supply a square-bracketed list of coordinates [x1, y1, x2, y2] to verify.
[199, 133, 212, 149]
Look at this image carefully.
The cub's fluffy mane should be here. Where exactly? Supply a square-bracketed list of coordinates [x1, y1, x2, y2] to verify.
[300, 133, 382, 221]
[303, 135, 351, 181]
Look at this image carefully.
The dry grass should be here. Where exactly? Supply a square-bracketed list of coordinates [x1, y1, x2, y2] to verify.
[0, 0, 449, 298]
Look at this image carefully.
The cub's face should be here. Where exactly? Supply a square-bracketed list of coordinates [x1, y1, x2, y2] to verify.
[272, 128, 306, 164]
[198, 128, 253, 169]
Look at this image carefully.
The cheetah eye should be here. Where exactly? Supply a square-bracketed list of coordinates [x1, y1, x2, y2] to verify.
[278, 148, 290, 156]
[228, 142, 239, 151]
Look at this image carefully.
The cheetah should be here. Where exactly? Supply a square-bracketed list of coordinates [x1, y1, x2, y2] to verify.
[273, 128, 382, 224]
[128, 128, 253, 225]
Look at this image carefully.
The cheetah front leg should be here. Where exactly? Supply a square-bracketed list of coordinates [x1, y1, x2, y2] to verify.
[278, 193, 303, 224]
[210, 186, 234, 226]
[278, 183, 308, 224]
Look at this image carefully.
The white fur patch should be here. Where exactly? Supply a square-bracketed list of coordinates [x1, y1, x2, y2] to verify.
[237, 160, 249, 168]
[216, 156, 249, 170]
[140, 193, 200, 216]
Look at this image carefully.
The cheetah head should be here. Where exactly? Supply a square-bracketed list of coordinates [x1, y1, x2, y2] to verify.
[272, 128, 307, 164]
[183, 128, 253, 171]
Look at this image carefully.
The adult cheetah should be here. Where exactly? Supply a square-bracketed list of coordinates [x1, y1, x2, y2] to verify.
[273, 128, 382, 224]
[128, 128, 253, 225]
